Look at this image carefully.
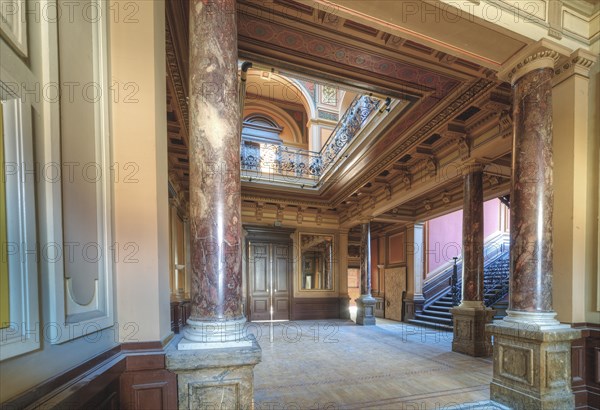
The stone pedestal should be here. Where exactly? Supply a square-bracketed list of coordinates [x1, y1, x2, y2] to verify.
[167, 335, 261, 410]
[486, 322, 581, 409]
[450, 307, 495, 356]
[355, 294, 376, 325]
[403, 295, 425, 321]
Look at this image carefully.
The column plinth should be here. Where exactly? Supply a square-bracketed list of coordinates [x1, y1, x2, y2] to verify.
[451, 163, 494, 356]
[487, 40, 583, 409]
[356, 221, 376, 325]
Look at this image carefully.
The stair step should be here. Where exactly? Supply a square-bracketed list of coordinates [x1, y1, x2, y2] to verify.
[435, 301, 454, 307]
[414, 313, 453, 325]
[439, 296, 453, 302]
[428, 305, 451, 313]
[407, 319, 453, 332]
[422, 310, 452, 319]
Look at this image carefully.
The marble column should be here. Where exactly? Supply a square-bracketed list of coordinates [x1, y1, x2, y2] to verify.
[167, 1, 261, 408]
[338, 229, 351, 319]
[356, 221, 376, 325]
[403, 223, 425, 321]
[183, 0, 246, 345]
[486, 40, 581, 410]
[450, 163, 494, 356]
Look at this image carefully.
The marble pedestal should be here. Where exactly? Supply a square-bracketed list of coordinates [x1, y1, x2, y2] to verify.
[403, 295, 425, 322]
[166, 334, 262, 410]
[355, 295, 376, 325]
[486, 321, 580, 410]
[450, 307, 495, 356]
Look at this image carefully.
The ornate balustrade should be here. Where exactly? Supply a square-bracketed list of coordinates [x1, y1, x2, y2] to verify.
[240, 95, 381, 184]
[240, 143, 321, 181]
[317, 95, 380, 176]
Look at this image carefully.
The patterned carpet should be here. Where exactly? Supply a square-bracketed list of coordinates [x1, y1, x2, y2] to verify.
[250, 320, 495, 410]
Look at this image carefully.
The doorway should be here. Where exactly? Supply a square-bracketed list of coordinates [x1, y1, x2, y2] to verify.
[246, 227, 293, 321]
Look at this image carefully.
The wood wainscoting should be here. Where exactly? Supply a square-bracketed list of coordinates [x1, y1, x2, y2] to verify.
[572, 323, 600, 410]
[292, 298, 340, 320]
[170, 299, 191, 333]
[2, 342, 177, 410]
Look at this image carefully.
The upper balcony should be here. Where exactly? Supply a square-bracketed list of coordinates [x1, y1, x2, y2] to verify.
[241, 93, 391, 188]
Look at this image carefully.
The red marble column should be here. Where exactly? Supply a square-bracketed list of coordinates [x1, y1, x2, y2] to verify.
[360, 222, 372, 296]
[184, 0, 245, 343]
[460, 164, 484, 308]
[509, 67, 554, 315]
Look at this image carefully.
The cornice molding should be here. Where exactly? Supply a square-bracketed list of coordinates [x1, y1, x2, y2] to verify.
[331, 78, 494, 206]
[553, 48, 598, 84]
[166, 19, 189, 132]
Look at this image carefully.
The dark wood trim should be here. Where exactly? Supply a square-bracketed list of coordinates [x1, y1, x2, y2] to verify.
[2, 342, 177, 410]
[1, 345, 122, 409]
[170, 299, 191, 334]
[292, 297, 340, 320]
[571, 324, 600, 409]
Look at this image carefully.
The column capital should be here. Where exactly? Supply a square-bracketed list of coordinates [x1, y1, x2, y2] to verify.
[461, 160, 484, 176]
[497, 39, 571, 85]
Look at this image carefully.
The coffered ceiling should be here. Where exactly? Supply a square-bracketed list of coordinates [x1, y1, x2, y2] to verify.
[166, 0, 517, 229]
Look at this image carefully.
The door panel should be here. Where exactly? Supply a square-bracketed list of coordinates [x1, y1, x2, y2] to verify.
[248, 241, 291, 321]
[249, 243, 270, 320]
[272, 244, 290, 320]
[384, 267, 406, 321]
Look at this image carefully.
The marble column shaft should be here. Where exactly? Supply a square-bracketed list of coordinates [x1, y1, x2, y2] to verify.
[509, 67, 554, 314]
[461, 167, 484, 304]
[360, 222, 372, 296]
[187, 0, 244, 332]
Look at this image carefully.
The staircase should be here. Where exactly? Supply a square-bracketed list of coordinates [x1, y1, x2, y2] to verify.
[408, 251, 510, 331]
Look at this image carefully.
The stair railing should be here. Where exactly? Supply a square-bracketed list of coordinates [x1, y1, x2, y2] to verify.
[483, 255, 510, 307]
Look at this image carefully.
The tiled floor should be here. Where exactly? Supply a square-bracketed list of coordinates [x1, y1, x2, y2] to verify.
[250, 320, 494, 410]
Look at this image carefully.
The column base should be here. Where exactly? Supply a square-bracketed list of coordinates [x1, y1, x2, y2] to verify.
[339, 294, 351, 320]
[450, 306, 495, 356]
[183, 316, 249, 344]
[486, 320, 581, 410]
[403, 295, 425, 322]
[166, 334, 262, 410]
[355, 294, 376, 326]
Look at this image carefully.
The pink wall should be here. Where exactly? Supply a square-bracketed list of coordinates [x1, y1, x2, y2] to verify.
[427, 209, 462, 272]
[484, 199, 501, 238]
[427, 199, 504, 273]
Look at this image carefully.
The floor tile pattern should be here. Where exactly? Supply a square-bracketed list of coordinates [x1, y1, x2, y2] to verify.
[250, 320, 493, 410]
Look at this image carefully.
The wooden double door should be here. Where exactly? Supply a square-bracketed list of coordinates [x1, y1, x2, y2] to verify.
[248, 241, 292, 321]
